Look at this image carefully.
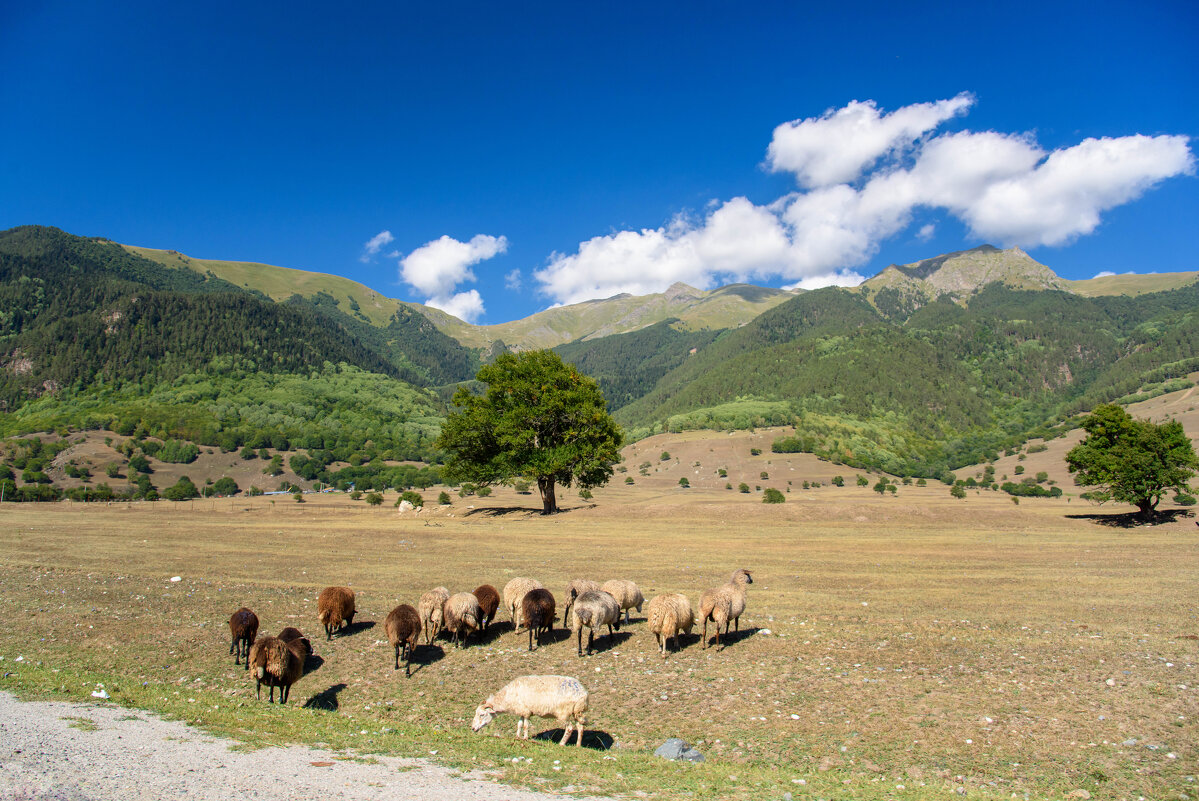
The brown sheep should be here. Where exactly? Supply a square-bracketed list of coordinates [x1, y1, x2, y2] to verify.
[228, 607, 258, 668]
[561, 579, 600, 625]
[503, 577, 544, 630]
[384, 604, 422, 675]
[277, 627, 312, 662]
[699, 569, 753, 649]
[646, 593, 695, 658]
[248, 635, 305, 703]
[317, 586, 356, 640]
[473, 584, 501, 632]
[443, 592, 482, 649]
[418, 586, 450, 644]
[521, 588, 556, 651]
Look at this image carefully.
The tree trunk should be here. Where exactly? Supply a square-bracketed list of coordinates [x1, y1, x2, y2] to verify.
[1137, 496, 1157, 519]
[538, 476, 557, 515]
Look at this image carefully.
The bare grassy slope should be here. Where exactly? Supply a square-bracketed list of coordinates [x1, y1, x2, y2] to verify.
[1, 465, 1196, 800]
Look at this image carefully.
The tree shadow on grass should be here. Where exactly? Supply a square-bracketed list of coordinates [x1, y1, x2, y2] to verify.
[532, 728, 616, 750]
[303, 683, 347, 711]
[462, 506, 542, 518]
[1065, 509, 1194, 528]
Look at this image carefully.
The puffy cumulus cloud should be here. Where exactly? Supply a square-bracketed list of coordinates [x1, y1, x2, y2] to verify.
[767, 93, 974, 188]
[360, 230, 395, 262]
[399, 233, 507, 323]
[534, 96, 1193, 306]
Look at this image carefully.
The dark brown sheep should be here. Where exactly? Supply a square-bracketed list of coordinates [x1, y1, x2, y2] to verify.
[317, 586, 356, 640]
[228, 607, 258, 668]
[277, 627, 312, 662]
[248, 636, 305, 703]
[473, 584, 501, 632]
[384, 604, 422, 676]
[521, 588, 556, 651]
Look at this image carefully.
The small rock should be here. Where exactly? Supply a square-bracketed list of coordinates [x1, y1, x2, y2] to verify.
[170, 576, 181, 582]
[1105, 678, 1116, 686]
[758, 629, 772, 636]
[1066, 791, 1092, 800]
[1123, 738, 1138, 746]
[654, 738, 688, 760]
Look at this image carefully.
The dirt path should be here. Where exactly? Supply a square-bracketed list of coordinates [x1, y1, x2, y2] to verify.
[0, 692, 608, 801]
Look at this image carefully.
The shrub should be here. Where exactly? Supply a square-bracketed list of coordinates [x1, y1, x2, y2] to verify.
[950, 484, 967, 499]
[831, 475, 844, 487]
[762, 488, 785, 504]
[349, 489, 363, 500]
[157, 440, 200, 464]
[578, 488, 593, 500]
[738, 482, 750, 493]
[1014, 465, 1025, 475]
[400, 490, 423, 507]
[476, 486, 492, 497]
[212, 477, 239, 496]
[678, 477, 690, 488]
[725, 482, 732, 490]
[718, 468, 727, 477]
[1173, 492, 1197, 506]
[759, 471, 769, 480]
[247, 486, 263, 497]
[438, 491, 452, 505]
[239, 445, 258, 460]
[162, 476, 200, 501]
[856, 475, 869, 487]
[458, 482, 476, 497]
[513, 479, 531, 494]
[916, 477, 927, 486]
[293, 492, 305, 503]
[660, 451, 671, 461]
[625, 476, 634, 484]
[129, 454, 152, 474]
[365, 492, 384, 506]
[750, 448, 762, 456]
[105, 462, 121, 478]
[1035, 471, 1049, 483]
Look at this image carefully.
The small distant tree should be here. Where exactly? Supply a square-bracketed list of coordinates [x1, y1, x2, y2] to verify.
[162, 476, 199, 501]
[762, 487, 785, 503]
[950, 483, 967, 499]
[247, 485, 264, 497]
[678, 477, 690, 488]
[513, 479, 531, 494]
[212, 476, 239, 496]
[1066, 404, 1198, 519]
[831, 475, 844, 487]
[738, 482, 750, 493]
[476, 486, 493, 497]
[660, 451, 671, 462]
[750, 448, 762, 456]
[400, 490, 424, 507]
[365, 492, 384, 506]
[873, 478, 888, 495]
[105, 462, 121, 478]
[350, 489, 363, 500]
[759, 471, 769, 480]
[856, 475, 869, 487]
[578, 488, 593, 500]
[129, 454, 152, 474]
[438, 491, 452, 505]
[625, 476, 635, 484]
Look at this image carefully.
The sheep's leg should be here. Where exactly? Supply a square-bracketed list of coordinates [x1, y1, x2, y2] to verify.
[559, 720, 573, 745]
[281, 684, 290, 704]
[256, 680, 261, 701]
[528, 626, 534, 652]
[575, 716, 585, 746]
[587, 629, 595, 656]
[230, 635, 236, 657]
[734, 615, 740, 632]
[702, 617, 708, 649]
[576, 628, 583, 656]
[394, 644, 400, 670]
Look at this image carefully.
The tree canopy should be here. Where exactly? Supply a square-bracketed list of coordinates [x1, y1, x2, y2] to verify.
[436, 350, 623, 514]
[1066, 403, 1198, 518]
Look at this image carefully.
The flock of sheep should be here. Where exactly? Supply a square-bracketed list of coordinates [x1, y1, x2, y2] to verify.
[228, 569, 753, 744]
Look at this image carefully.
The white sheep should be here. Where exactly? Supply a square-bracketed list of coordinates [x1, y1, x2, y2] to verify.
[569, 590, 622, 656]
[600, 579, 645, 624]
[561, 578, 601, 625]
[471, 675, 589, 746]
[646, 592, 695, 658]
[418, 586, 450, 645]
[699, 568, 753, 649]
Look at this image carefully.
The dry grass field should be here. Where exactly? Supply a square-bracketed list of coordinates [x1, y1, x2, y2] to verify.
[1, 463, 1197, 801]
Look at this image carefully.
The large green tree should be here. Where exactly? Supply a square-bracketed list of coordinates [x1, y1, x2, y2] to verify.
[437, 350, 623, 514]
[1066, 403, 1197, 518]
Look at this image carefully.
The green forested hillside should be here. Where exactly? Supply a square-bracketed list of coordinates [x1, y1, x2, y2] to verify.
[613, 284, 1199, 475]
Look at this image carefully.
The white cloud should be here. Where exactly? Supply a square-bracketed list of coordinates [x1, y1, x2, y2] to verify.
[399, 233, 507, 323]
[504, 269, 522, 291]
[1093, 270, 1117, 278]
[534, 96, 1193, 306]
[767, 93, 974, 188]
[917, 223, 936, 241]
[360, 230, 395, 262]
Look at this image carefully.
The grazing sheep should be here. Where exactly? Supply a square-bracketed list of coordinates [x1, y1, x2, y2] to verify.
[561, 579, 600, 625]
[600, 579, 645, 624]
[277, 627, 313, 662]
[247, 636, 305, 703]
[317, 586, 356, 640]
[228, 607, 258, 668]
[384, 604, 422, 675]
[418, 587, 451, 644]
[646, 593, 695, 658]
[568, 590, 621, 656]
[503, 577, 544, 630]
[473, 584, 501, 632]
[471, 675, 589, 746]
[521, 588, 557, 651]
[699, 569, 753, 650]
[442, 592, 482, 648]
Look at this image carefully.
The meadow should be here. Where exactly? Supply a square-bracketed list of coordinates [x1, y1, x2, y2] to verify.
[0, 459, 1196, 801]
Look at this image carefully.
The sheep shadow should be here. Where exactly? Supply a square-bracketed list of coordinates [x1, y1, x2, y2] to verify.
[532, 728, 615, 750]
[704, 626, 761, 649]
[577, 630, 632, 655]
[336, 620, 376, 638]
[302, 653, 325, 675]
[303, 682, 347, 711]
[407, 644, 446, 675]
[476, 621, 515, 646]
[1065, 509, 1194, 528]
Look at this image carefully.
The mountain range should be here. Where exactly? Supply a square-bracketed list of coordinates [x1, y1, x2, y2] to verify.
[2, 225, 1197, 481]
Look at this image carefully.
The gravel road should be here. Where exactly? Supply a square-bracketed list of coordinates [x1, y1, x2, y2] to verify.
[0, 691, 610, 800]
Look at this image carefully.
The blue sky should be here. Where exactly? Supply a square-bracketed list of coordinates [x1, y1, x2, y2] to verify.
[2, 1, 1196, 323]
